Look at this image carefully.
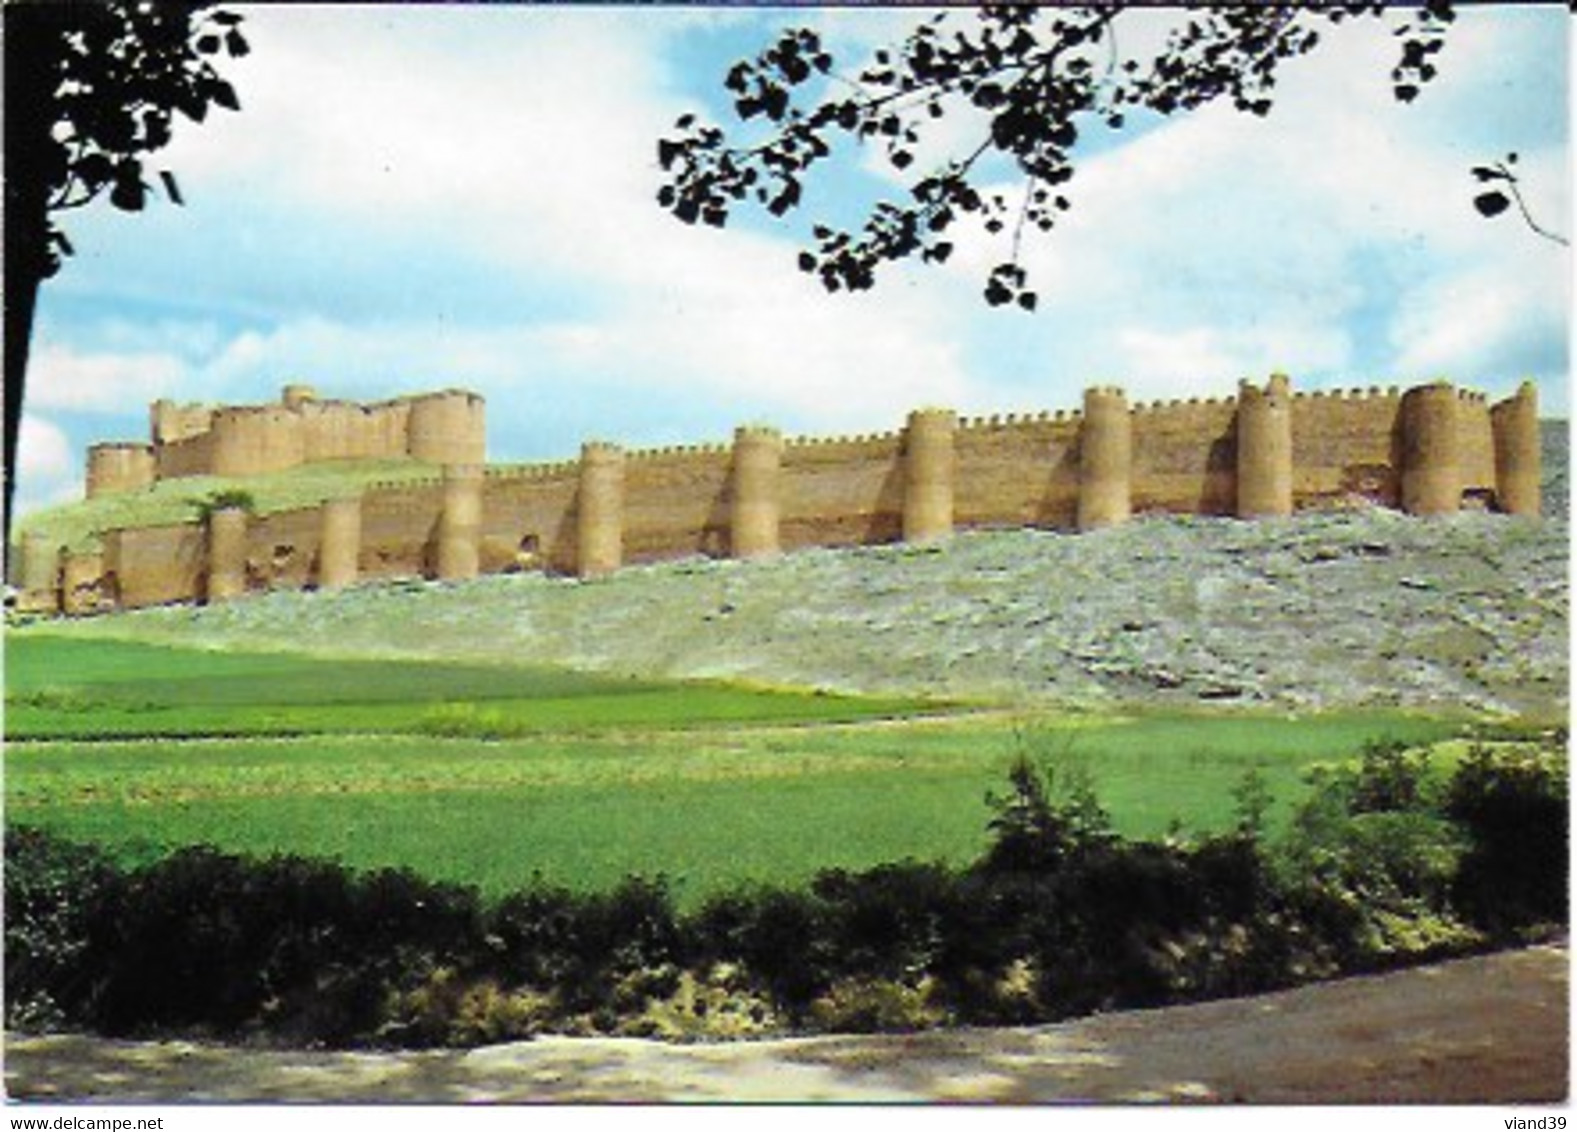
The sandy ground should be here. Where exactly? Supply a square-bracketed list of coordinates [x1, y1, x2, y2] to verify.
[5, 944, 1566, 1105]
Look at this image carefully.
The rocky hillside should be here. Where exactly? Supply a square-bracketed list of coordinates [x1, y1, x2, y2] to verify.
[1541, 419, 1569, 520]
[52, 520, 1565, 720]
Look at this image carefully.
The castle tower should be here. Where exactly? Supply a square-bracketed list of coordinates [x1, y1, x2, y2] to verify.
[1235, 374, 1293, 519]
[85, 443, 156, 499]
[1490, 381, 1541, 517]
[408, 391, 486, 466]
[210, 406, 306, 477]
[903, 408, 957, 544]
[1400, 381, 1461, 516]
[318, 495, 363, 589]
[151, 399, 214, 444]
[281, 384, 318, 410]
[730, 426, 782, 559]
[206, 506, 249, 603]
[1077, 386, 1132, 531]
[16, 531, 61, 613]
[576, 442, 624, 579]
[435, 465, 483, 582]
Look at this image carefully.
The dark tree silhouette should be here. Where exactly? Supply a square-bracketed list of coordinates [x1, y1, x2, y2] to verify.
[657, 2, 1479, 311]
[3, 0, 247, 539]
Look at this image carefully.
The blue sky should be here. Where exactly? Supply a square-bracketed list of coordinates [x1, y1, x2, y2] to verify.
[17, 3, 1572, 516]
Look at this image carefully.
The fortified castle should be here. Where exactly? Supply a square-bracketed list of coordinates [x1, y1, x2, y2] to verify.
[15, 375, 1542, 615]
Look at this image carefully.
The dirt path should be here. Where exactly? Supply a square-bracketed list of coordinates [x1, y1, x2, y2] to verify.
[6, 945, 1566, 1104]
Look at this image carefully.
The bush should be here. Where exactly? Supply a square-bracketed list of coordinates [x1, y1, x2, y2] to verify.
[692, 886, 832, 1023]
[191, 489, 256, 521]
[1445, 738, 1568, 933]
[3, 827, 122, 1031]
[1348, 738, 1436, 815]
[808, 976, 946, 1033]
[1275, 752, 1476, 970]
[486, 883, 586, 989]
[1303, 738, 1437, 818]
[415, 702, 518, 740]
[387, 968, 549, 1047]
[486, 875, 681, 1020]
[622, 964, 778, 1040]
[811, 861, 959, 983]
[979, 753, 1114, 876]
[79, 846, 486, 1043]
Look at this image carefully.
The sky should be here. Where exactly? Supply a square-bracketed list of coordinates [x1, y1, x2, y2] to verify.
[16, 2, 1572, 517]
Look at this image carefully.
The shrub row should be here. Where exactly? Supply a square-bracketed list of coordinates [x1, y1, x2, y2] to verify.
[6, 733, 1565, 1047]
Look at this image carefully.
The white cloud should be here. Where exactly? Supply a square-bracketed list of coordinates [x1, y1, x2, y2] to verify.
[27, 344, 186, 411]
[1390, 256, 1570, 383]
[1114, 323, 1351, 400]
[164, 7, 677, 283]
[170, 257, 978, 447]
[15, 415, 82, 518]
[18, 415, 73, 482]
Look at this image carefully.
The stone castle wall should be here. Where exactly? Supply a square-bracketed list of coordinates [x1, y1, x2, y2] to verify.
[18, 376, 1543, 615]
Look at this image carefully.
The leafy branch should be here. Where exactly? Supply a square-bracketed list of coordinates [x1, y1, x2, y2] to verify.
[656, 3, 1463, 311]
[1471, 154, 1570, 248]
[34, 3, 249, 276]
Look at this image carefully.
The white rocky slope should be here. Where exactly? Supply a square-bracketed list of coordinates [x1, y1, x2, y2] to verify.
[53, 503, 1567, 717]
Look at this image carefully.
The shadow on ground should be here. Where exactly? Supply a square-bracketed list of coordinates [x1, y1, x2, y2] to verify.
[6, 945, 1566, 1104]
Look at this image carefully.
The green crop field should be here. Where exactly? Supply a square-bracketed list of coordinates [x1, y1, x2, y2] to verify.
[3, 635, 935, 740]
[5, 631, 1462, 905]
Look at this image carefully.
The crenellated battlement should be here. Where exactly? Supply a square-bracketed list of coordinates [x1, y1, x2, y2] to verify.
[783, 430, 903, 452]
[27, 373, 1542, 616]
[484, 460, 580, 482]
[733, 424, 784, 442]
[626, 441, 731, 461]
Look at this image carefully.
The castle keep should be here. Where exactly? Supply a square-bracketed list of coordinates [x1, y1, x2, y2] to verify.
[17, 375, 1542, 615]
[86, 385, 485, 494]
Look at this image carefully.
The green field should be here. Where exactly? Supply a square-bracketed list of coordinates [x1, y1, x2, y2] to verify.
[4, 635, 934, 740]
[5, 632, 1462, 905]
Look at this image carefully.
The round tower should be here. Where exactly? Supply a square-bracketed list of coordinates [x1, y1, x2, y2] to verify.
[731, 426, 782, 559]
[206, 506, 249, 603]
[86, 443, 156, 499]
[1400, 381, 1460, 516]
[16, 531, 61, 613]
[903, 408, 957, 544]
[1490, 381, 1541, 517]
[408, 391, 486, 466]
[576, 442, 624, 579]
[281, 384, 318, 410]
[1077, 386, 1132, 531]
[435, 465, 483, 582]
[318, 495, 363, 589]
[211, 407, 305, 477]
[1235, 374, 1293, 519]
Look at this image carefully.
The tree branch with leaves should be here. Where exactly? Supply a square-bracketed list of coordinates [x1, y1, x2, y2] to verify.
[656, 3, 1462, 312]
[1472, 153, 1570, 248]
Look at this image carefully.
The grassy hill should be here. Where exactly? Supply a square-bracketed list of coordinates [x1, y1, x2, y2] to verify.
[15, 458, 447, 554]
